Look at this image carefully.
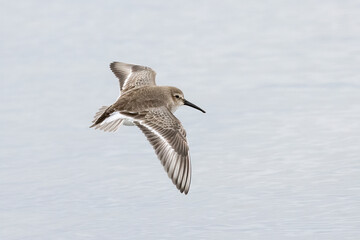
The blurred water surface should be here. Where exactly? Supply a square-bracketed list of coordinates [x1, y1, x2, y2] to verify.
[1, 1, 360, 239]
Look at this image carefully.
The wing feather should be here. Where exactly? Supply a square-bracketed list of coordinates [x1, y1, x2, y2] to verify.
[132, 107, 191, 194]
[110, 62, 157, 93]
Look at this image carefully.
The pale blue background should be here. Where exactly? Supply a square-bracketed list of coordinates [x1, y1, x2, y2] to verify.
[1, 1, 360, 239]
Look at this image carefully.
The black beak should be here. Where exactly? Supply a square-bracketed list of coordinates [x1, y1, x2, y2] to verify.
[183, 99, 206, 113]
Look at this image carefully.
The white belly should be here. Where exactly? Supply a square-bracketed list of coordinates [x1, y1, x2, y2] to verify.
[102, 112, 135, 126]
[123, 119, 135, 126]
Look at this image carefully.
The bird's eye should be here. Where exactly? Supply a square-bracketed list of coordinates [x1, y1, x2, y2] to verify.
[175, 95, 180, 99]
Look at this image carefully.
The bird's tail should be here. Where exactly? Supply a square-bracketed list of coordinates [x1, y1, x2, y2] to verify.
[90, 106, 109, 127]
[89, 106, 123, 132]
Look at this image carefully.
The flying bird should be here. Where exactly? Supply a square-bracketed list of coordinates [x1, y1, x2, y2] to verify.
[90, 62, 205, 194]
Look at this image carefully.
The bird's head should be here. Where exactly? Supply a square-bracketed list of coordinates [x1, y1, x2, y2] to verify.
[169, 87, 206, 113]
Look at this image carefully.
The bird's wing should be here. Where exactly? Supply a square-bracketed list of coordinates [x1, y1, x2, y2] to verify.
[110, 62, 157, 94]
[122, 107, 191, 194]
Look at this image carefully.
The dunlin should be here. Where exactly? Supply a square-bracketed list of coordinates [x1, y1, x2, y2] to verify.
[90, 62, 205, 194]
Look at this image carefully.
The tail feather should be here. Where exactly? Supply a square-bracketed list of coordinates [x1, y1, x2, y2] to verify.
[94, 118, 123, 132]
[92, 106, 108, 123]
[90, 106, 123, 132]
[90, 106, 108, 128]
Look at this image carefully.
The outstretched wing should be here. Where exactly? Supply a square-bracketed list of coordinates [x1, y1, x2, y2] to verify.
[124, 107, 191, 194]
[110, 62, 157, 93]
